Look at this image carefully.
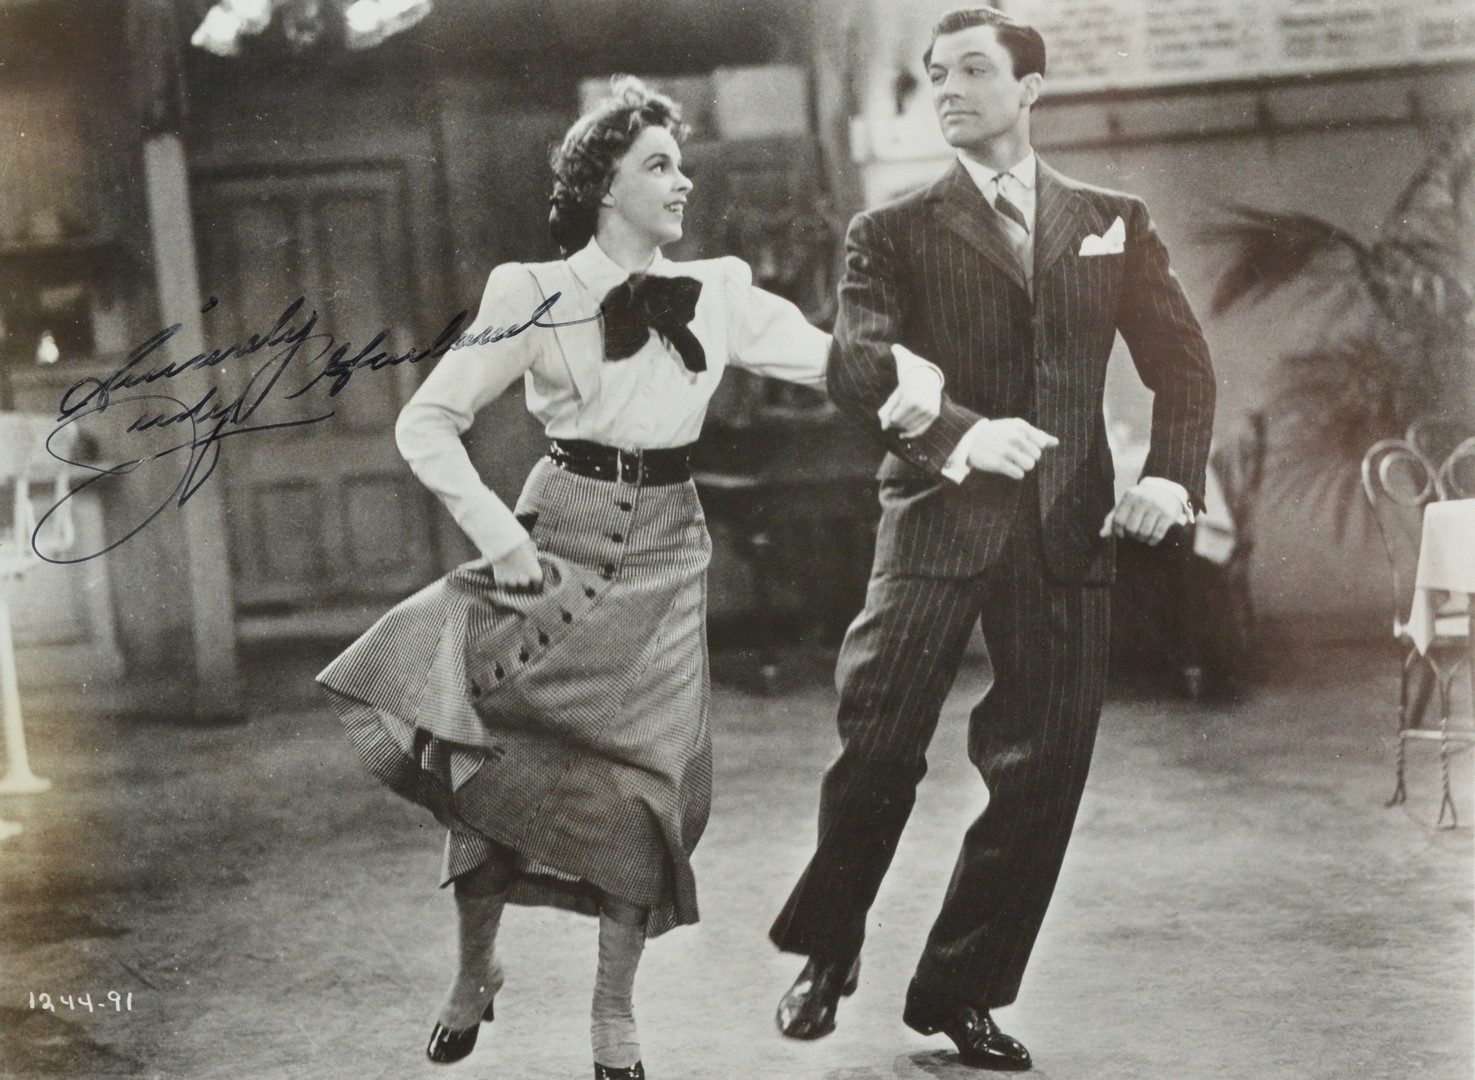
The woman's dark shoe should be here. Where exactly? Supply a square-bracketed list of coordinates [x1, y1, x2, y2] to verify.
[594, 1062, 645, 1079]
[426, 1019, 476, 1065]
[426, 976, 501, 1064]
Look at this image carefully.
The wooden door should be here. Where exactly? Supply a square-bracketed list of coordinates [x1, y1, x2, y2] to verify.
[194, 166, 440, 636]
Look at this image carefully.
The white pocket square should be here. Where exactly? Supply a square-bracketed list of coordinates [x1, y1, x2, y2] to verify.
[1078, 216, 1126, 256]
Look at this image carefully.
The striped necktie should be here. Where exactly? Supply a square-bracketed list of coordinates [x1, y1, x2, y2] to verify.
[991, 173, 1029, 236]
[988, 172, 1032, 295]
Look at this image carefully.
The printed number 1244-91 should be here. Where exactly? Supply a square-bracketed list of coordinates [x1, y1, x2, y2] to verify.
[29, 992, 133, 1012]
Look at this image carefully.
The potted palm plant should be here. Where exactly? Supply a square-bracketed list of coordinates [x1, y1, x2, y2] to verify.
[1199, 117, 1474, 648]
[1207, 116, 1475, 472]
[1206, 116, 1474, 530]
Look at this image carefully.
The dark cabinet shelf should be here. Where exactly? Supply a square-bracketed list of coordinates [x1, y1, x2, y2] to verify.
[0, 237, 127, 393]
[0, 237, 122, 277]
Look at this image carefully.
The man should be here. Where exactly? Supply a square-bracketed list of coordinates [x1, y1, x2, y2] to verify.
[770, 6, 1216, 1071]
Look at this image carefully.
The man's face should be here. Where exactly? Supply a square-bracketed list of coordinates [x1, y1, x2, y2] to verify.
[927, 24, 1039, 153]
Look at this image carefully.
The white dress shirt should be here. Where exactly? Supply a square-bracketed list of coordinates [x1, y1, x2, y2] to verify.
[397, 238, 941, 561]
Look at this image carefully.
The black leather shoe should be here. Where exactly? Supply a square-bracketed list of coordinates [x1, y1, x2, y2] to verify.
[594, 1062, 645, 1079]
[426, 998, 498, 1065]
[903, 984, 1030, 1071]
[776, 956, 861, 1040]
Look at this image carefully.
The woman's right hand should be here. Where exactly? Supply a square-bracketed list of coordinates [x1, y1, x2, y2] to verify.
[489, 539, 543, 591]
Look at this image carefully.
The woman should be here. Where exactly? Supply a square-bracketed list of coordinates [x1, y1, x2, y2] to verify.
[317, 76, 941, 1079]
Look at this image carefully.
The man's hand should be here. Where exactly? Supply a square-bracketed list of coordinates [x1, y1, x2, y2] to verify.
[965, 419, 1058, 479]
[1099, 482, 1187, 545]
[488, 539, 543, 590]
[879, 365, 943, 439]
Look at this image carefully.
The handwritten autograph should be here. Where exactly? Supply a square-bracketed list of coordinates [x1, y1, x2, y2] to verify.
[37, 293, 600, 563]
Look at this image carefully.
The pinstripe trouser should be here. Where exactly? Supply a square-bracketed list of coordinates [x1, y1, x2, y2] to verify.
[770, 507, 1111, 1009]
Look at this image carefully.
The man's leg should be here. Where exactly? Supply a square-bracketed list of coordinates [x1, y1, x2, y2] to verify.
[771, 570, 981, 965]
[911, 536, 1112, 1012]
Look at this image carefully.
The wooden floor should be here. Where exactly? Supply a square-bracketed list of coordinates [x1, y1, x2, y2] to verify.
[0, 641, 1470, 1080]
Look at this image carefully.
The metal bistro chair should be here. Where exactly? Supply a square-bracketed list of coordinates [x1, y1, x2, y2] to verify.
[1437, 435, 1475, 501]
[0, 413, 79, 839]
[1362, 433, 1474, 824]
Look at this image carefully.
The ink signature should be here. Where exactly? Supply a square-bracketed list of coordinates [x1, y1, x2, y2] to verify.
[37, 293, 600, 563]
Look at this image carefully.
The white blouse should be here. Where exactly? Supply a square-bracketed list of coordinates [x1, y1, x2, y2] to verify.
[397, 238, 927, 562]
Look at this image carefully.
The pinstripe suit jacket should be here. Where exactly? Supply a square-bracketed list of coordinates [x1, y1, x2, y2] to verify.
[828, 159, 1216, 584]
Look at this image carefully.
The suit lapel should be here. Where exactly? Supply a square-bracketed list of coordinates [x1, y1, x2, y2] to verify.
[929, 162, 1029, 296]
[1033, 161, 1091, 284]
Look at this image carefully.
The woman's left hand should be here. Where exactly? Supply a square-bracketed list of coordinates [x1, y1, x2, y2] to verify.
[879, 364, 943, 439]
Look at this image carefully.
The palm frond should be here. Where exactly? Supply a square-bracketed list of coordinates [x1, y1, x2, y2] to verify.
[1366, 236, 1475, 325]
[1267, 339, 1399, 445]
[1386, 116, 1475, 237]
[1200, 206, 1371, 316]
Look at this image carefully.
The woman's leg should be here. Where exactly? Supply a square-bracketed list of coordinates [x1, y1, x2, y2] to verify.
[592, 894, 648, 1073]
[437, 848, 515, 1030]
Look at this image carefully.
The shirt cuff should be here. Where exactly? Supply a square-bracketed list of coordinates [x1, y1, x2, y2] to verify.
[912, 361, 945, 386]
[1137, 476, 1194, 525]
[888, 343, 945, 390]
[451, 494, 532, 563]
[941, 419, 991, 484]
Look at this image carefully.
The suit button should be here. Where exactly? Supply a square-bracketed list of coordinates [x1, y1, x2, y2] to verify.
[585, 586, 598, 597]
[602, 564, 616, 578]
[518, 648, 530, 662]
[609, 532, 624, 543]
[617, 500, 633, 511]
[469, 679, 482, 697]
[538, 631, 550, 645]
[494, 664, 505, 679]
[562, 610, 573, 623]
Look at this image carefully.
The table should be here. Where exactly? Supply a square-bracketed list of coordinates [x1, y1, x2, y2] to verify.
[1406, 499, 1475, 656]
[1397, 498, 1475, 825]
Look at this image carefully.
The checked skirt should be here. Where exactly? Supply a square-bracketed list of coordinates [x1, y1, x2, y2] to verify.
[317, 458, 713, 936]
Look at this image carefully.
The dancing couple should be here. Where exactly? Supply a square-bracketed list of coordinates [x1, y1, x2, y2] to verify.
[319, 6, 1214, 1075]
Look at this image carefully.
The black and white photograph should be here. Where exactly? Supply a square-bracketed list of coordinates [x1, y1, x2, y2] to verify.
[1, 1, 1472, 1077]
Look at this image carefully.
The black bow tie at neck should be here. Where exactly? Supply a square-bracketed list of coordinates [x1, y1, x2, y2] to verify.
[601, 273, 707, 373]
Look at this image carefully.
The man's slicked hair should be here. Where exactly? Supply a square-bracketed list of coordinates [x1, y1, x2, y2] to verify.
[922, 6, 1046, 79]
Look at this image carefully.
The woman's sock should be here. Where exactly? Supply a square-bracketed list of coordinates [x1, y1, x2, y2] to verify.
[437, 876, 509, 1030]
[591, 908, 647, 1069]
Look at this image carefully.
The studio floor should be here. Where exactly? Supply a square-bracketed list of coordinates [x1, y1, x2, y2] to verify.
[0, 640, 1470, 1080]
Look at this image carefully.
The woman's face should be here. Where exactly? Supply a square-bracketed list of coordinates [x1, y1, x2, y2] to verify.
[601, 124, 692, 248]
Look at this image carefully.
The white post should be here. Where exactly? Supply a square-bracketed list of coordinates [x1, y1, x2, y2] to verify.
[143, 134, 243, 720]
[0, 588, 51, 795]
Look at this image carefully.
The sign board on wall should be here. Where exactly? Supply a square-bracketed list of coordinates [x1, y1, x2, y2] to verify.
[1006, 0, 1475, 92]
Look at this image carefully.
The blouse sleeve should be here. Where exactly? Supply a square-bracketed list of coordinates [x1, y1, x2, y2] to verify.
[720, 257, 942, 394]
[394, 262, 544, 562]
[721, 256, 830, 389]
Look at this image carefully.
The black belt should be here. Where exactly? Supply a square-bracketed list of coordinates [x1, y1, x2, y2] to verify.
[548, 438, 693, 486]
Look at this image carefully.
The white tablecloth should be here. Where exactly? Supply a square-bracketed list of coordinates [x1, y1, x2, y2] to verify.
[1407, 499, 1475, 655]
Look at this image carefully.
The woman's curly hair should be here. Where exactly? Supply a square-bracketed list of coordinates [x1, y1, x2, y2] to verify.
[549, 76, 690, 255]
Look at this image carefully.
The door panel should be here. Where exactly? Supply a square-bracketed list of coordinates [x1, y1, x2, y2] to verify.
[196, 166, 439, 620]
